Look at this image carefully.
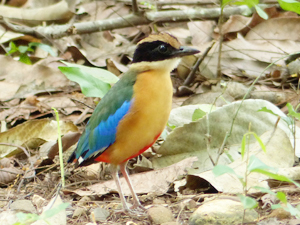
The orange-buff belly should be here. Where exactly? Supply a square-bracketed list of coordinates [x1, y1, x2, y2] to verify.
[94, 68, 173, 165]
[95, 132, 161, 164]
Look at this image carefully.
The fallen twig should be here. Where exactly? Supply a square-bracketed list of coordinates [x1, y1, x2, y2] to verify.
[0, 5, 259, 39]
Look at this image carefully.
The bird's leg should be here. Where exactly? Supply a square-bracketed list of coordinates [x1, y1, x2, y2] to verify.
[120, 161, 146, 211]
[110, 164, 131, 212]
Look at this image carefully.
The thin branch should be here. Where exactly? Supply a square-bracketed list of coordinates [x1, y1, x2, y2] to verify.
[0, 142, 30, 158]
[0, 6, 257, 39]
[183, 41, 215, 86]
[115, 0, 279, 6]
[131, 0, 139, 14]
[217, 4, 224, 78]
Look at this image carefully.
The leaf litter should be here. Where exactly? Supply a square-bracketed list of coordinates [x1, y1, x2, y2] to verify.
[0, 1, 300, 224]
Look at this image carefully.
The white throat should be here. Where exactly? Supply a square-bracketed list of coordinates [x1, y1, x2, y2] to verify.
[130, 58, 181, 72]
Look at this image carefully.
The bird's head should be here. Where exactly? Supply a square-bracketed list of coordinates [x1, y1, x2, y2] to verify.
[131, 33, 200, 72]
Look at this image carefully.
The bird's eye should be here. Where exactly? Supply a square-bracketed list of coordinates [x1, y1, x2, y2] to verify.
[158, 44, 167, 53]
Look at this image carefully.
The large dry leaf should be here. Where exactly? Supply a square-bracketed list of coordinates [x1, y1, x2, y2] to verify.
[0, 1, 73, 26]
[246, 17, 300, 41]
[193, 128, 294, 193]
[71, 157, 197, 196]
[198, 37, 300, 78]
[152, 99, 298, 172]
[0, 119, 78, 158]
[188, 21, 216, 46]
[220, 15, 251, 35]
[0, 56, 70, 101]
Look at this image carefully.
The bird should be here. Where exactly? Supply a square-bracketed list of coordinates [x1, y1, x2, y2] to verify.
[68, 33, 200, 212]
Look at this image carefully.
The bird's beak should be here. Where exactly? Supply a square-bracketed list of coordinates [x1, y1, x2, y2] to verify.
[172, 46, 200, 57]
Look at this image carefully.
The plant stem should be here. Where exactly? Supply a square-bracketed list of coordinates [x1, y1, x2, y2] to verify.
[52, 107, 65, 188]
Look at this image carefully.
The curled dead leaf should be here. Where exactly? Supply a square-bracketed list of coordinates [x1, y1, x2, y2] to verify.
[0, 158, 14, 168]
[0, 167, 23, 184]
[47, 132, 81, 160]
[0, 119, 78, 158]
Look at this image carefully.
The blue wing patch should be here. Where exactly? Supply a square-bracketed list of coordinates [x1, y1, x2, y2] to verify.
[79, 100, 132, 160]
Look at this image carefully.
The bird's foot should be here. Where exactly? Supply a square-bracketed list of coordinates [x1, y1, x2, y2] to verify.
[131, 203, 146, 212]
[114, 203, 146, 215]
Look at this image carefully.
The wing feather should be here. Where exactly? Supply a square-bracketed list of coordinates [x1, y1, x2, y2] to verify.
[67, 71, 136, 166]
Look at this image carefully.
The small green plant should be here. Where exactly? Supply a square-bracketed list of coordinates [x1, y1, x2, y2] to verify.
[277, 0, 300, 15]
[52, 107, 65, 188]
[222, 0, 300, 19]
[140, 1, 157, 10]
[259, 102, 299, 153]
[222, 0, 268, 19]
[13, 202, 69, 225]
[213, 130, 300, 223]
[6, 42, 56, 65]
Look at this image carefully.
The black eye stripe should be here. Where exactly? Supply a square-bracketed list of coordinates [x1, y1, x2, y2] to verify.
[132, 41, 178, 63]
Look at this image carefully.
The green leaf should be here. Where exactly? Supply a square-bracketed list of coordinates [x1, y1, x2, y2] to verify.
[213, 164, 241, 178]
[232, 0, 258, 7]
[276, 191, 287, 203]
[6, 41, 18, 55]
[286, 203, 300, 217]
[247, 155, 277, 172]
[222, 0, 232, 6]
[252, 186, 276, 195]
[59, 66, 112, 98]
[254, 5, 268, 19]
[167, 122, 176, 130]
[287, 103, 300, 120]
[192, 108, 206, 121]
[19, 53, 32, 65]
[40, 203, 69, 220]
[18, 45, 30, 54]
[62, 62, 119, 84]
[241, 134, 247, 158]
[278, 0, 300, 14]
[251, 168, 300, 188]
[16, 212, 39, 223]
[282, 116, 294, 126]
[258, 107, 279, 116]
[239, 195, 258, 209]
[251, 132, 266, 152]
[29, 42, 56, 56]
[271, 203, 282, 209]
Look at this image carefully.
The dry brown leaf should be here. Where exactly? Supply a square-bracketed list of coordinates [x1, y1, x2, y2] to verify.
[0, 158, 14, 168]
[199, 37, 300, 78]
[0, 26, 24, 43]
[188, 21, 216, 46]
[0, 1, 73, 26]
[246, 17, 300, 41]
[80, 1, 130, 21]
[0, 119, 78, 158]
[71, 157, 197, 197]
[0, 167, 23, 184]
[0, 97, 39, 123]
[39, 96, 78, 115]
[0, 55, 70, 101]
[220, 15, 251, 35]
[47, 132, 81, 160]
